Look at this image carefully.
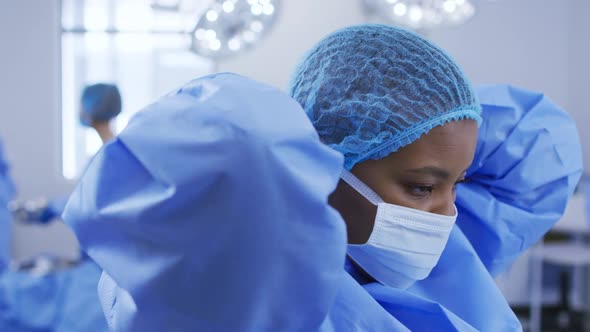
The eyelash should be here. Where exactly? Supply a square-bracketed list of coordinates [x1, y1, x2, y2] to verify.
[406, 178, 468, 198]
[406, 184, 434, 198]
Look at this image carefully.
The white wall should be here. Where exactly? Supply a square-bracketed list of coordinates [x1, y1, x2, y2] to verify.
[0, 0, 588, 259]
[0, 0, 79, 260]
[0, 0, 73, 199]
[568, 0, 590, 170]
[430, 0, 571, 112]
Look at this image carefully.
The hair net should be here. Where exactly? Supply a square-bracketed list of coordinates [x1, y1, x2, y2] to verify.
[289, 24, 482, 170]
[80, 83, 122, 126]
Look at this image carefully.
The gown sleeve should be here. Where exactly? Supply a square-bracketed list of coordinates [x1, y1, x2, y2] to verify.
[456, 84, 583, 276]
[63, 73, 349, 332]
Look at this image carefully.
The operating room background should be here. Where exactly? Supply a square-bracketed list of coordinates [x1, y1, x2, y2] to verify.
[0, 0, 588, 307]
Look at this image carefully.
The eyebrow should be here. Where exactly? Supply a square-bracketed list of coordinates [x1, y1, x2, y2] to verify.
[405, 167, 467, 181]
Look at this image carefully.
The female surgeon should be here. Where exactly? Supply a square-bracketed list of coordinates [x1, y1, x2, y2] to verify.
[288, 24, 583, 330]
[63, 25, 582, 331]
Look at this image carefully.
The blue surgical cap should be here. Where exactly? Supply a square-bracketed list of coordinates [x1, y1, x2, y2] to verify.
[80, 83, 122, 126]
[289, 24, 482, 170]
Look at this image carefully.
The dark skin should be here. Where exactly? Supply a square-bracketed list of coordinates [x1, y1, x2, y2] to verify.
[80, 106, 115, 144]
[329, 120, 479, 244]
[91, 120, 115, 144]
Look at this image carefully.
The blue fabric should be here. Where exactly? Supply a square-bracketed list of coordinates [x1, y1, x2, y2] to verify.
[37, 196, 70, 224]
[0, 261, 107, 331]
[288, 24, 482, 170]
[405, 228, 522, 331]
[456, 84, 583, 276]
[63, 75, 581, 331]
[343, 228, 522, 331]
[64, 73, 350, 331]
[80, 83, 122, 126]
[0, 140, 16, 272]
[321, 272, 410, 331]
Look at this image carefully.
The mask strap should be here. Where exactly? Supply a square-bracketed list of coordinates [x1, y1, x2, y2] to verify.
[340, 170, 384, 205]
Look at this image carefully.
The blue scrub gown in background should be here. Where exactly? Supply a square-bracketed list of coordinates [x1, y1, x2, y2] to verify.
[0, 140, 16, 272]
[0, 261, 108, 331]
[65, 73, 352, 331]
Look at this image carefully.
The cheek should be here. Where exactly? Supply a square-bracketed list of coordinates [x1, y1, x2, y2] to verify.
[329, 181, 378, 244]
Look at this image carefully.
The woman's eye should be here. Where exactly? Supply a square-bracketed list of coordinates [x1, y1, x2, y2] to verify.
[407, 185, 434, 198]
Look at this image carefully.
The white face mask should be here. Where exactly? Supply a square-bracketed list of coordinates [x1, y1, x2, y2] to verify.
[341, 169, 457, 289]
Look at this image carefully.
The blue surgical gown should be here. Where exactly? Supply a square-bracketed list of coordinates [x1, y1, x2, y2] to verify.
[0, 260, 108, 331]
[457, 84, 583, 276]
[0, 140, 16, 272]
[63, 76, 583, 331]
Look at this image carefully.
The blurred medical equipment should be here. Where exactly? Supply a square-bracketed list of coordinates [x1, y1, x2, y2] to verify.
[190, 0, 280, 59]
[1, 194, 105, 332]
[78, 0, 282, 60]
[529, 193, 590, 332]
[0, 259, 108, 332]
[9, 198, 64, 224]
[10, 254, 77, 276]
[3, 196, 106, 331]
[1, 185, 104, 331]
[361, 0, 476, 30]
